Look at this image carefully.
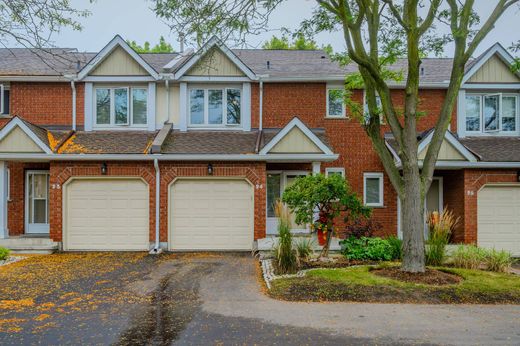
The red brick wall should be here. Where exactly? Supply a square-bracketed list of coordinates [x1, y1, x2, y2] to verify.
[463, 169, 518, 244]
[10, 82, 84, 127]
[49, 161, 156, 243]
[7, 162, 50, 236]
[159, 162, 266, 243]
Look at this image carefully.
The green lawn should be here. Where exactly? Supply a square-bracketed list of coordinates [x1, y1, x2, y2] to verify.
[269, 265, 520, 304]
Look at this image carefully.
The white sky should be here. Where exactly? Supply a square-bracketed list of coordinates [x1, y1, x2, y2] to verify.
[37, 0, 520, 57]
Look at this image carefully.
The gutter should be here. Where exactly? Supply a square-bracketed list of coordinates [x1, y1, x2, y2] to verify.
[70, 80, 77, 131]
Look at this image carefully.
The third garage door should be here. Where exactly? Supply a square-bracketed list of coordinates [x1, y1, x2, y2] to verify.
[169, 179, 253, 250]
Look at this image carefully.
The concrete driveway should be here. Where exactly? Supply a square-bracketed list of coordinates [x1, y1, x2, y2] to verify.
[0, 253, 519, 345]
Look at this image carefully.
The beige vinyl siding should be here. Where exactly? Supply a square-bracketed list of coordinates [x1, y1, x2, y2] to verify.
[418, 140, 466, 161]
[269, 127, 323, 154]
[187, 48, 245, 77]
[468, 55, 520, 83]
[0, 127, 44, 153]
[64, 178, 149, 251]
[91, 46, 150, 76]
[169, 179, 253, 250]
[156, 83, 180, 125]
[478, 185, 520, 256]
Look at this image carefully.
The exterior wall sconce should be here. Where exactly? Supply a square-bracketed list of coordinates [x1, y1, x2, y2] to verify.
[101, 162, 108, 175]
[208, 163, 213, 176]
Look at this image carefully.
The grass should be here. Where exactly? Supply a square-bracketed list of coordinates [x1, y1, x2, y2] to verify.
[269, 265, 520, 304]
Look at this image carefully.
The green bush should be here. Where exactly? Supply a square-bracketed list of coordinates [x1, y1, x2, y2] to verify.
[484, 249, 513, 273]
[272, 201, 297, 274]
[0, 247, 10, 261]
[425, 209, 458, 266]
[294, 238, 314, 261]
[386, 236, 402, 260]
[451, 245, 486, 270]
[340, 237, 393, 261]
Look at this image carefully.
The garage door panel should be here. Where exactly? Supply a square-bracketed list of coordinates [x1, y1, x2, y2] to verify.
[65, 179, 149, 251]
[478, 185, 520, 256]
[170, 179, 253, 250]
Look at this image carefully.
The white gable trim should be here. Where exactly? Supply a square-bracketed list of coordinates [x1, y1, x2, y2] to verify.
[418, 130, 478, 162]
[78, 35, 159, 80]
[462, 43, 520, 85]
[259, 117, 334, 155]
[0, 118, 52, 154]
[173, 36, 257, 80]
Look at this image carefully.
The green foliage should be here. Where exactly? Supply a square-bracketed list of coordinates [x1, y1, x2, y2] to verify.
[127, 36, 174, 53]
[386, 236, 403, 260]
[450, 245, 487, 270]
[340, 237, 393, 261]
[271, 201, 297, 274]
[426, 210, 459, 266]
[484, 249, 513, 273]
[0, 247, 10, 261]
[510, 42, 520, 73]
[294, 238, 314, 260]
[262, 33, 321, 50]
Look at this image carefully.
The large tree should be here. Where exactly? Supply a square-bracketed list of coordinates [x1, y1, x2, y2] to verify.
[151, 0, 519, 272]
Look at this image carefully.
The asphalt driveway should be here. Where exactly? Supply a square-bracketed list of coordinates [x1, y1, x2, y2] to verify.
[0, 252, 519, 345]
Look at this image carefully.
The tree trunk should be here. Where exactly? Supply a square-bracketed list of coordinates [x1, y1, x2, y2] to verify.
[400, 166, 426, 272]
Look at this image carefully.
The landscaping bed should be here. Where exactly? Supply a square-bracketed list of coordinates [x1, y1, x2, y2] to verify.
[269, 265, 520, 304]
[371, 267, 462, 285]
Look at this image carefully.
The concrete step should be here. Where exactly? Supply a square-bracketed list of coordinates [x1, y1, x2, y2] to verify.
[0, 237, 58, 254]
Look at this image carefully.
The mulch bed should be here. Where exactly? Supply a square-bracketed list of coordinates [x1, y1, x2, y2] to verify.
[299, 257, 379, 270]
[371, 267, 462, 285]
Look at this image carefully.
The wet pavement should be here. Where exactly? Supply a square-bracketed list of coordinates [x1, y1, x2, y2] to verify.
[1, 252, 519, 345]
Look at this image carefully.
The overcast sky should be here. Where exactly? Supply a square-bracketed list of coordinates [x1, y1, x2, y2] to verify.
[44, 0, 520, 57]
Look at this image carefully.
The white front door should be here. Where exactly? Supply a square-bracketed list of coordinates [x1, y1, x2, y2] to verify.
[266, 171, 309, 235]
[25, 171, 50, 234]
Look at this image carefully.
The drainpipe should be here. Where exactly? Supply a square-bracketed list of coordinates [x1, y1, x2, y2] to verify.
[70, 80, 77, 131]
[151, 158, 162, 254]
[165, 79, 170, 124]
[259, 77, 263, 131]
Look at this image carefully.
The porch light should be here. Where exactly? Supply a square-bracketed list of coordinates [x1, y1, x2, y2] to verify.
[208, 163, 213, 176]
[517, 171, 520, 182]
[101, 162, 107, 175]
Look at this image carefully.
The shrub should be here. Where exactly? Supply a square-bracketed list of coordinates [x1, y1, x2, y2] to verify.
[451, 245, 486, 269]
[386, 236, 402, 260]
[0, 247, 10, 261]
[344, 218, 381, 239]
[426, 209, 459, 266]
[271, 201, 297, 274]
[340, 236, 393, 261]
[484, 249, 513, 273]
[294, 238, 314, 261]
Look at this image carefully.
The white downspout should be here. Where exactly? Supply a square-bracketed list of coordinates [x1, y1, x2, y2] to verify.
[152, 158, 162, 253]
[70, 80, 77, 131]
[165, 79, 170, 124]
[259, 78, 263, 131]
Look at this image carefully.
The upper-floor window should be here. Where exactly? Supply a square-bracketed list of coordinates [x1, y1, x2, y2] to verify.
[326, 88, 345, 118]
[363, 92, 385, 124]
[0, 84, 9, 115]
[465, 93, 518, 134]
[189, 88, 241, 127]
[95, 87, 147, 127]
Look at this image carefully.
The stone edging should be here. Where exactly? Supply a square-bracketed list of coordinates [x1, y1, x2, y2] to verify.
[260, 259, 310, 290]
[0, 256, 26, 267]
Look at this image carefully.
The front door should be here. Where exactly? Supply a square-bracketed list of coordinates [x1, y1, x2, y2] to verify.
[266, 171, 309, 235]
[424, 177, 443, 238]
[25, 171, 50, 234]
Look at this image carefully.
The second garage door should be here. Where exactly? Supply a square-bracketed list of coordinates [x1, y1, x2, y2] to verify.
[64, 178, 149, 251]
[170, 179, 253, 250]
[478, 185, 520, 256]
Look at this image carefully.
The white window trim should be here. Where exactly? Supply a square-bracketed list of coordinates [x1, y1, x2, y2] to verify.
[188, 86, 243, 128]
[325, 167, 345, 177]
[0, 84, 9, 115]
[326, 88, 346, 118]
[93, 86, 148, 129]
[363, 172, 384, 207]
[464, 92, 519, 135]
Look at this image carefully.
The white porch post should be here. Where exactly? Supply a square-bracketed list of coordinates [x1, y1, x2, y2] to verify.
[312, 162, 321, 175]
[0, 162, 7, 238]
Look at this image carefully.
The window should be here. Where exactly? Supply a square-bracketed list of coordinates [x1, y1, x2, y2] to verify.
[363, 173, 384, 207]
[0, 84, 9, 115]
[189, 88, 241, 126]
[95, 87, 147, 127]
[465, 93, 518, 133]
[266, 173, 281, 218]
[363, 92, 384, 124]
[325, 167, 345, 178]
[326, 88, 345, 117]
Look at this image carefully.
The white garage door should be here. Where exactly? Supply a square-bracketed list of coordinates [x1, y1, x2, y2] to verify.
[64, 179, 149, 251]
[170, 179, 253, 250]
[478, 185, 520, 256]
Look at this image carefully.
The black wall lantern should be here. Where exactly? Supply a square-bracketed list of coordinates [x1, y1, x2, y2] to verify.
[208, 163, 213, 176]
[101, 162, 108, 175]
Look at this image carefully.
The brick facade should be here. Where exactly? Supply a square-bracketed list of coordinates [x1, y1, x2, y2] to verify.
[10, 82, 84, 128]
